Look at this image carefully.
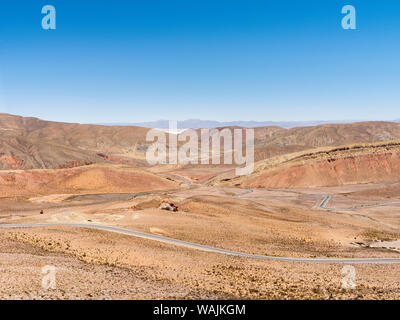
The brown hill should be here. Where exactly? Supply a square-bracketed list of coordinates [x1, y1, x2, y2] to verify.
[192, 121, 400, 162]
[213, 141, 400, 188]
[2, 113, 400, 170]
[252, 121, 400, 160]
[0, 164, 179, 197]
[0, 113, 154, 170]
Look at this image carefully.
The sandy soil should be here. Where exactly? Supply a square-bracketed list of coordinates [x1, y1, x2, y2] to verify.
[0, 166, 399, 299]
[0, 226, 399, 300]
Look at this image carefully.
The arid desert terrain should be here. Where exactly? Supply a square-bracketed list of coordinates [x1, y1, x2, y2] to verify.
[0, 113, 399, 299]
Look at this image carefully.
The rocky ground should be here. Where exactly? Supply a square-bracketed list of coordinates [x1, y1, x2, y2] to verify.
[0, 227, 399, 300]
[0, 170, 399, 299]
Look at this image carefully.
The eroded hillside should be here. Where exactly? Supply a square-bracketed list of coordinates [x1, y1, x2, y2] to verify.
[214, 141, 400, 188]
[2, 113, 400, 170]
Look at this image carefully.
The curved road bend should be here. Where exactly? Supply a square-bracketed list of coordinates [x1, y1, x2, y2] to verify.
[234, 188, 400, 211]
[317, 193, 400, 210]
[173, 174, 192, 185]
[170, 173, 400, 211]
[234, 188, 254, 198]
[0, 223, 399, 264]
[160, 173, 194, 187]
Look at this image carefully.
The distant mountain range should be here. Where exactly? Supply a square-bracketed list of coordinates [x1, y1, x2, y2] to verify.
[99, 119, 361, 129]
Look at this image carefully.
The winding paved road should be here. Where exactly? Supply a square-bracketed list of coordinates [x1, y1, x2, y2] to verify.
[0, 222, 399, 264]
[318, 193, 400, 210]
[1, 175, 399, 264]
[234, 187, 400, 211]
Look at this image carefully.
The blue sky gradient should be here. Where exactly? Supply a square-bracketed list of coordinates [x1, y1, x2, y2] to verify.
[0, 0, 399, 123]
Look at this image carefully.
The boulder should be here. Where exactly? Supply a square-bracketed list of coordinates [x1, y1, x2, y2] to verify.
[159, 201, 178, 212]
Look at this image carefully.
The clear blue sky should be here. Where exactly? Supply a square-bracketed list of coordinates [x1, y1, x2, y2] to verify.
[0, 0, 399, 123]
